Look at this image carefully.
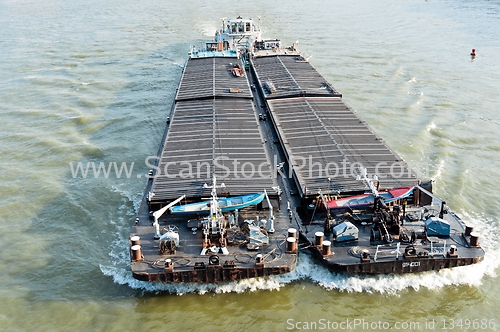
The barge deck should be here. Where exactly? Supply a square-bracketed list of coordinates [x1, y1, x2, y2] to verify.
[130, 54, 298, 283]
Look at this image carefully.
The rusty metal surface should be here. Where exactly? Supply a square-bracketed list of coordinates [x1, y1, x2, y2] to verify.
[309, 247, 484, 274]
[132, 260, 296, 283]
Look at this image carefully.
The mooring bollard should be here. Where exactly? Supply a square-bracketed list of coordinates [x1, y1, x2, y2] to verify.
[315, 232, 324, 246]
[130, 236, 140, 246]
[322, 240, 331, 256]
[362, 249, 370, 261]
[449, 245, 457, 257]
[286, 237, 297, 252]
[470, 232, 480, 247]
[131, 245, 142, 261]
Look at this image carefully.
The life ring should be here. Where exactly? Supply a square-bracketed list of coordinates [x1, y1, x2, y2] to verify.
[209, 255, 220, 265]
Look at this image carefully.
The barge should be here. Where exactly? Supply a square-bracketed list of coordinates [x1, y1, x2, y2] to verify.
[129, 18, 298, 283]
[129, 17, 484, 282]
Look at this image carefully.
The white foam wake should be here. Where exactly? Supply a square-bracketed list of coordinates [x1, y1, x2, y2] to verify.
[101, 203, 499, 295]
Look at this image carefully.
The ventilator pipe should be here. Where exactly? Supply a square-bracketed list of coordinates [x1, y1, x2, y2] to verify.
[414, 180, 421, 206]
[267, 216, 275, 234]
[439, 201, 446, 219]
[151, 221, 159, 239]
[228, 214, 235, 227]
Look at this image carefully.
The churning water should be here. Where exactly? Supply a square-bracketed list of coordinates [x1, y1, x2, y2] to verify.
[1, 0, 500, 330]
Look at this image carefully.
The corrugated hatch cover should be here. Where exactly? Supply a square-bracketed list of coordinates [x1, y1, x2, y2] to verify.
[267, 97, 417, 196]
[253, 55, 417, 196]
[150, 57, 277, 203]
